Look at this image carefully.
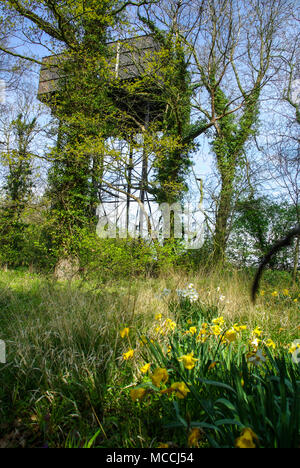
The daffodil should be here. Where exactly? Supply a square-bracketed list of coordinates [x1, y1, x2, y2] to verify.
[212, 316, 225, 326]
[233, 323, 247, 332]
[123, 349, 134, 360]
[130, 387, 147, 401]
[188, 428, 202, 447]
[282, 289, 289, 296]
[288, 342, 300, 354]
[211, 325, 222, 336]
[178, 352, 198, 370]
[188, 326, 197, 335]
[140, 363, 151, 374]
[235, 428, 259, 448]
[155, 313, 162, 321]
[224, 328, 237, 343]
[150, 367, 169, 387]
[271, 290, 278, 297]
[165, 318, 176, 331]
[196, 329, 208, 343]
[120, 327, 129, 338]
[162, 381, 190, 399]
[265, 338, 276, 349]
[252, 326, 263, 336]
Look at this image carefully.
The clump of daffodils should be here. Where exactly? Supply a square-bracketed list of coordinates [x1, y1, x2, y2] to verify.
[153, 315, 176, 336]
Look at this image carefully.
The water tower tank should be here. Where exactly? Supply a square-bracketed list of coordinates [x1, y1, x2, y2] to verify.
[37, 35, 164, 125]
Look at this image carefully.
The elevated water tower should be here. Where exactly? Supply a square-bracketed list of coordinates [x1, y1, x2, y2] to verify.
[38, 35, 164, 128]
[38, 35, 165, 237]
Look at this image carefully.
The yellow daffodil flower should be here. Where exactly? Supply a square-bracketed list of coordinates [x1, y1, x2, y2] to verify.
[235, 428, 259, 448]
[188, 428, 202, 447]
[252, 326, 263, 336]
[130, 387, 147, 401]
[288, 342, 300, 354]
[140, 363, 151, 374]
[233, 323, 247, 332]
[150, 368, 169, 387]
[162, 381, 190, 399]
[120, 327, 129, 338]
[123, 349, 134, 360]
[212, 316, 225, 326]
[165, 318, 176, 331]
[224, 328, 237, 343]
[211, 325, 222, 336]
[265, 339, 276, 349]
[178, 352, 198, 370]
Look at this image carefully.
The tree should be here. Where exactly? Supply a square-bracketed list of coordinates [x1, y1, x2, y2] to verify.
[255, 4, 300, 281]
[0, 97, 39, 266]
[0, 0, 296, 268]
[137, 0, 294, 265]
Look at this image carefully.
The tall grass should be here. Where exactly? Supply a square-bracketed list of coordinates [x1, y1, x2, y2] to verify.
[0, 267, 298, 447]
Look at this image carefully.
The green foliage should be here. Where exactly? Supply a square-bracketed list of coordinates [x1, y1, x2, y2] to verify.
[133, 300, 300, 448]
[1, 113, 36, 215]
[230, 196, 299, 269]
[150, 34, 194, 204]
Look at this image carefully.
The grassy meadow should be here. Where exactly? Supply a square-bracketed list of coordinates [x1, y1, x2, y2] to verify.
[0, 267, 299, 448]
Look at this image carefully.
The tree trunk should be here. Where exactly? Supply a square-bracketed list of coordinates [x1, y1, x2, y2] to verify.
[212, 172, 234, 266]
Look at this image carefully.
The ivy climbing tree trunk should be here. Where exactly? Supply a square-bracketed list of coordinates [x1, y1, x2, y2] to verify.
[211, 88, 261, 265]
